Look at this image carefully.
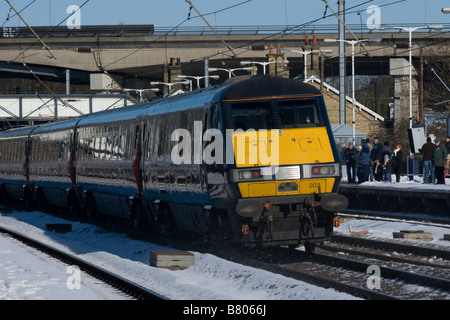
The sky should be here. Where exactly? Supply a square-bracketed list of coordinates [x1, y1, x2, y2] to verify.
[0, 0, 448, 30]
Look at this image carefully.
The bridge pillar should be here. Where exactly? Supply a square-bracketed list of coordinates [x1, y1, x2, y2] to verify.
[163, 58, 182, 95]
[390, 58, 418, 128]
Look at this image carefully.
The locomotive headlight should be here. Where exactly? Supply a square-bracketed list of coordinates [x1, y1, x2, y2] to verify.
[232, 168, 268, 182]
[319, 166, 335, 175]
[243, 171, 252, 179]
[303, 164, 339, 178]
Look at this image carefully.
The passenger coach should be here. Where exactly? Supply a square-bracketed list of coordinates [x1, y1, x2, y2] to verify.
[0, 76, 347, 250]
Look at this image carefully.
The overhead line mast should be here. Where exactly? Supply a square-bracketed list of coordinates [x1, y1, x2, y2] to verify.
[185, 0, 237, 58]
[4, 0, 56, 60]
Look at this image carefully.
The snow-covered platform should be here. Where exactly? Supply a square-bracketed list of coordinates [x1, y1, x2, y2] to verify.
[338, 178, 450, 215]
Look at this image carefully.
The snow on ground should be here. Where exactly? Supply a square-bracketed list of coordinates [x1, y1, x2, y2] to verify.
[0, 234, 130, 300]
[336, 216, 450, 248]
[339, 173, 450, 248]
[342, 167, 450, 191]
[0, 209, 358, 300]
[0, 177, 449, 300]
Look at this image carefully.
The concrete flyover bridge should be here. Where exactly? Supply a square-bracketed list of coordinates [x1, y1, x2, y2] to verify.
[0, 23, 449, 82]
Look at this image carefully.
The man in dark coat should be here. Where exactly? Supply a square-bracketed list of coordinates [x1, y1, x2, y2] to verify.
[359, 139, 370, 182]
[344, 142, 358, 183]
[445, 136, 450, 154]
[392, 144, 403, 183]
[419, 137, 434, 184]
[370, 137, 383, 181]
[433, 138, 448, 184]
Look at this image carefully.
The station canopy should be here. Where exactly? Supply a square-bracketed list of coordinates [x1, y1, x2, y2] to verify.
[332, 124, 366, 160]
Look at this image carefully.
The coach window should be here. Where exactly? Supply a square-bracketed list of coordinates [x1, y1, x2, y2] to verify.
[157, 116, 167, 159]
[100, 136, 107, 159]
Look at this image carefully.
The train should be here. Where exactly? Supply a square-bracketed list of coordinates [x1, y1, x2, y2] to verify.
[0, 76, 347, 250]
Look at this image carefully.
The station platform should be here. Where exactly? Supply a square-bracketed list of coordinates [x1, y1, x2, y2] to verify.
[338, 181, 450, 216]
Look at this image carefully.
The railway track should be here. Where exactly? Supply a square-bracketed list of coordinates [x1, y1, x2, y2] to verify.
[0, 224, 168, 301]
[266, 245, 449, 300]
[2, 203, 449, 300]
[340, 209, 450, 227]
[312, 247, 450, 295]
[195, 231, 450, 300]
[331, 234, 450, 260]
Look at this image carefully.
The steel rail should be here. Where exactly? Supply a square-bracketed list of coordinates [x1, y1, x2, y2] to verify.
[332, 234, 450, 260]
[311, 250, 450, 293]
[0, 225, 168, 300]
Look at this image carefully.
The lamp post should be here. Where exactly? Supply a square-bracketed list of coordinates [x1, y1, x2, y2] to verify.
[324, 39, 380, 145]
[176, 75, 220, 89]
[380, 25, 442, 179]
[380, 25, 443, 130]
[124, 88, 159, 102]
[280, 49, 332, 82]
[208, 67, 253, 78]
[150, 81, 189, 96]
[240, 60, 289, 75]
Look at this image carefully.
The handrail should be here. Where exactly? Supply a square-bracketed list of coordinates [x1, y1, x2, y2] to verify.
[1, 23, 449, 39]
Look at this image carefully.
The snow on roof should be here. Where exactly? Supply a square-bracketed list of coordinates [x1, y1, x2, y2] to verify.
[331, 124, 366, 138]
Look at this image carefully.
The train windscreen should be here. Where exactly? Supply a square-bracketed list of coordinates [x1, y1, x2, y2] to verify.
[231, 102, 274, 131]
[278, 99, 320, 128]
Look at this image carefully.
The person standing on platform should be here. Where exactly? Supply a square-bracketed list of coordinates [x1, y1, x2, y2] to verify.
[392, 144, 403, 183]
[433, 138, 448, 184]
[356, 145, 362, 182]
[359, 139, 370, 183]
[419, 137, 435, 184]
[370, 137, 383, 181]
[445, 136, 450, 154]
[344, 142, 357, 183]
[381, 141, 392, 182]
[381, 154, 392, 182]
[445, 137, 450, 177]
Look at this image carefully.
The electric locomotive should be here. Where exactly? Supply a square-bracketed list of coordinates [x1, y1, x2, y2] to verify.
[0, 76, 347, 249]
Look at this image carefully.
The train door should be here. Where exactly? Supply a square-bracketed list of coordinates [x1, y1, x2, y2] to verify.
[68, 126, 78, 187]
[132, 117, 143, 194]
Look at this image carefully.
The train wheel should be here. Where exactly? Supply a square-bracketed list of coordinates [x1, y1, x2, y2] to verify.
[67, 191, 81, 217]
[209, 210, 232, 242]
[0, 185, 6, 204]
[23, 187, 34, 212]
[130, 200, 148, 229]
[35, 188, 47, 211]
[155, 204, 175, 234]
[81, 192, 99, 221]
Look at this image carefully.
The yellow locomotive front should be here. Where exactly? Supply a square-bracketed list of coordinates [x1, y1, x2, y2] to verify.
[222, 90, 347, 249]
